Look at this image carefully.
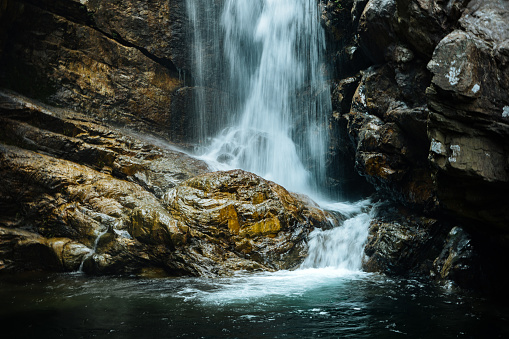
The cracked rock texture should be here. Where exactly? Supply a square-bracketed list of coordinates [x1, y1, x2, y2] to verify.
[323, 0, 508, 290]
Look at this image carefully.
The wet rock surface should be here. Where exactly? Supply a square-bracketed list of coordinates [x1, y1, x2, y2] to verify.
[165, 169, 335, 272]
[323, 0, 509, 290]
[0, 91, 338, 276]
[0, 90, 208, 275]
[0, 0, 191, 143]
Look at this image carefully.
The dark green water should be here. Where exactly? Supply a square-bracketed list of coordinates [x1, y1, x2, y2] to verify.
[1, 269, 507, 338]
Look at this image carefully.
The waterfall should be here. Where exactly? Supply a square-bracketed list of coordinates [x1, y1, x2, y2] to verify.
[187, 0, 331, 196]
[300, 201, 374, 270]
[186, 0, 371, 271]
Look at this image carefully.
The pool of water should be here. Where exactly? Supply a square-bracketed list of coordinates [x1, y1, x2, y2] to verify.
[1, 269, 508, 338]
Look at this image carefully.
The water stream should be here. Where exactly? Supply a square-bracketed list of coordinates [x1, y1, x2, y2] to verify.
[78, 227, 109, 273]
[186, 0, 372, 270]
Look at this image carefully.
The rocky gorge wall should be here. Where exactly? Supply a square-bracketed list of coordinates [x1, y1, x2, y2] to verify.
[322, 0, 509, 291]
[0, 0, 508, 292]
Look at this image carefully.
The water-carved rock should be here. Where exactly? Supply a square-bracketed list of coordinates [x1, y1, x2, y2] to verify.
[164, 169, 336, 273]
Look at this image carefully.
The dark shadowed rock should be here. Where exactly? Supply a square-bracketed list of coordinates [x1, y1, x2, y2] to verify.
[363, 204, 489, 290]
[344, 65, 436, 209]
[357, 0, 397, 64]
[426, 0, 509, 237]
[394, 0, 470, 57]
[363, 205, 449, 276]
[431, 226, 482, 289]
[0, 0, 191, 142]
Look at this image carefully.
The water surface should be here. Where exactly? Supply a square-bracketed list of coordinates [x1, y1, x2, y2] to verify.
[1, 270, 507, 338]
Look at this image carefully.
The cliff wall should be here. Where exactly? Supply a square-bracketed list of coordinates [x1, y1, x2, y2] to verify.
[323, 0, 508, 290]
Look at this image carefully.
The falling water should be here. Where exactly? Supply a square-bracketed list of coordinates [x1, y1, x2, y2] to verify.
[188, 0, 331, 195]
[301, 201, 374, 270]
[186, 0, 370, 271]
[78, 227, 109, 272]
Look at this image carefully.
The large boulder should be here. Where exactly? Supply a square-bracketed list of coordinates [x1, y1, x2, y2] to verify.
[0, 143, 187, 274]
[164, 169, 336, 272]
[357, 0, 397, 64]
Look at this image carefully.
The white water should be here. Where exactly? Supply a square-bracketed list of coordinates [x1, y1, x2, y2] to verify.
[189, 0, 331, 195]
[301, 206, 373, 270]
[78, 227, 109, 272]
[186, 0, 372, 275]
[177, 199, 375, 305]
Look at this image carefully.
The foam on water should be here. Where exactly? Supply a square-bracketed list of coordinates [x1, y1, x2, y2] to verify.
[176, 268, 368, 305]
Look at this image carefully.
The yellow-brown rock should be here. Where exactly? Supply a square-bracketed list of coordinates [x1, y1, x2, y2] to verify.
[164, 169, 335, 271]
[0, 91, 339, 276]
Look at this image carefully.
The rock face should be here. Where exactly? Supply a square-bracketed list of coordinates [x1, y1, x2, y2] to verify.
[0, 90, 336, 276]
[0, 0, 198, 144]
[0, 90, 206, 275]
[324, 0, 509, 289]
[426, 1, 509, 237]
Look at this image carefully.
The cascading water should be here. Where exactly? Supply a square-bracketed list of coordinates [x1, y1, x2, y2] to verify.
[187, 0, 370, 271]
[301, 202, 374, 270]
[188, 0, 330, 196]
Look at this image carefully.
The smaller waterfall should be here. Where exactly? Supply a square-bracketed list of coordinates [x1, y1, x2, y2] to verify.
[301, 201, 374, 271]
[78, 227, 109, 273]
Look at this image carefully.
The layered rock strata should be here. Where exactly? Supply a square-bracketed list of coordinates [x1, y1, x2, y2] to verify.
[0, 91, 336, 276]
